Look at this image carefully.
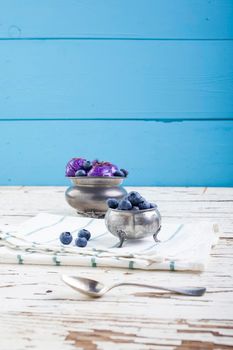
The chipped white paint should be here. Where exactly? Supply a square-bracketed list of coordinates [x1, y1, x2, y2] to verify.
[0, 186, 233, 350]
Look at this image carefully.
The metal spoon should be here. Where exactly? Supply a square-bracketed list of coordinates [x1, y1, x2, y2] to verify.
[61, 275, 206, 298]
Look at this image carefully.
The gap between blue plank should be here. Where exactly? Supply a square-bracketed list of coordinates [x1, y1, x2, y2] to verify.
[0, 118, 233, 123]
[0, 37, 233, 41]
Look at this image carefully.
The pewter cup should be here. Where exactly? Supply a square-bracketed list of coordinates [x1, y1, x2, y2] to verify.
[105, 206, 161, 247]
[65, 177, 127, 218]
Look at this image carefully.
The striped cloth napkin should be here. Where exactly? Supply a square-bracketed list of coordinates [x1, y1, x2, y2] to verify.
[0, 213, 219, 271]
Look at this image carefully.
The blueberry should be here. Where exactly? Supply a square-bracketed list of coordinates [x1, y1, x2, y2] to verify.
[113, 170, 125, 177]
[83, 160, 92, 171]
[120, 168, 128, 177]
[127, 191, 144, 205]
[75, 237, 87, 247]
[78, 229, 91, 241]
[107, 198, 119, 209]
[118, 199, 133, 210]
[138, 201, 151, 210]
[75, 169, 87, 176]
[59, 232, 73, 245]
[150, 203, 157, 208]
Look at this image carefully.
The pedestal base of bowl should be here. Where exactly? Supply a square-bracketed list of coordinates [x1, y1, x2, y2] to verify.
[76, 209, 105, 219]
[115, 226, 161, 248]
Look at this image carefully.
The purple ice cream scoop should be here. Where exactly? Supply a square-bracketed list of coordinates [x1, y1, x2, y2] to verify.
[87, 161, 118, 177]
[65, 158, 86, 177]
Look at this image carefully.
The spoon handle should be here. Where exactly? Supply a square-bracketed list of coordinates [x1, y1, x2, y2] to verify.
[113, 282, 206, 296]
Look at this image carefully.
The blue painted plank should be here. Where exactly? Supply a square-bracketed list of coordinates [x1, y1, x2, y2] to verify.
[0, 40, 232, 120]
[0, 0, 232, 39]
[0, 120, 232, 186]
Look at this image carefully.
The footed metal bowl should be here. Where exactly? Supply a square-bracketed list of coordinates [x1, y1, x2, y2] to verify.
[65, 176, 127, 218]
[105, 206, 161, 247]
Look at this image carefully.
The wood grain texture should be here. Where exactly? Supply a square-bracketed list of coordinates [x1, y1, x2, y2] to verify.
[0, 40, 232, 120]
[0, 120, 233, 186]
[0, 41, 233, 120]
[0, 186, 232, 349]
[0, 1, 232, 187]
[0, 0, 232, 39]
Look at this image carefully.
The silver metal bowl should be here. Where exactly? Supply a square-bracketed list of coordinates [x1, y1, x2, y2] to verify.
[105, 206, 161, 247]
[65, 177, 127, 218]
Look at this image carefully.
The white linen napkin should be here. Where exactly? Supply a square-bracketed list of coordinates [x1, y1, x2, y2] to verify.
[0, 213, 219, 271]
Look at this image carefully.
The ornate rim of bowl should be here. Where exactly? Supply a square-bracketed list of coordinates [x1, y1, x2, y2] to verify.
[67, 176, 124, 186]
[109, 206, 158, 214]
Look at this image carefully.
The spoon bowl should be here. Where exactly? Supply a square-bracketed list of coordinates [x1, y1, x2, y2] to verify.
[62, 275, 106, 297]
[61, 275, 206, 298]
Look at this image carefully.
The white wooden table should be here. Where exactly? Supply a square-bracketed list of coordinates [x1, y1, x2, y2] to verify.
[0, 186, 233, 350]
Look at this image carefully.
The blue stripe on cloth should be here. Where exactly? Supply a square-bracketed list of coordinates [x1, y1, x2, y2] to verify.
[169, 261, 175, 271]
[26, 216, 66, 236]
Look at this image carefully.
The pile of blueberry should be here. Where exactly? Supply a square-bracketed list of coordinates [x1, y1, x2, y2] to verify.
[65, 157, 128, 178]
[59, 229, 91, 247]
[107, 191, 157, 211]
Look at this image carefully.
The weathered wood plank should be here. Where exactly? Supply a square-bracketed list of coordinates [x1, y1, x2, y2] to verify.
[1, 186, 233, 199]
[0, 41, 232, 120]
[0, 121, 233, 186]
[0, 187, 232, 220]
[0, 0, 232, 39]
[0, 186, 233, 349]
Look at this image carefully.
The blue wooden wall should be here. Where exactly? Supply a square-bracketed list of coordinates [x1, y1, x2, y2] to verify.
[0, 0, 233, 186]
